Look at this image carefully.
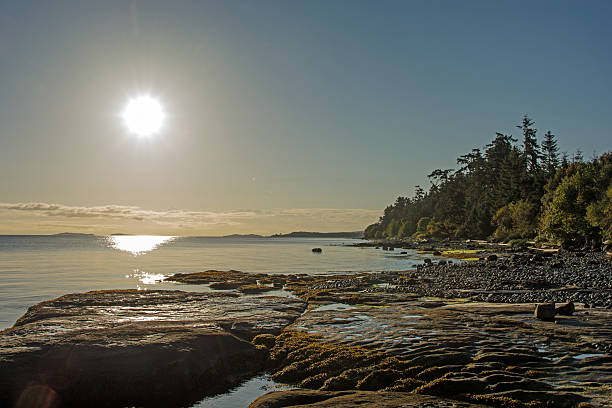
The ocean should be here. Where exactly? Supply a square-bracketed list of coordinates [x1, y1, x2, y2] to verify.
[0, 234, 430, 330]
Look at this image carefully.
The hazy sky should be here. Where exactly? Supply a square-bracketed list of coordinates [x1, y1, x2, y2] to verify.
[1, 1, 611, 235]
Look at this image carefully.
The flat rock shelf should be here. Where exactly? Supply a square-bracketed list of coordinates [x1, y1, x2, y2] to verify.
[0, 290, 306, 407]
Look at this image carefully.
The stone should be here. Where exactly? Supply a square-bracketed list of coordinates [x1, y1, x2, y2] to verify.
[486, 254, 498, 262]
[299, 373, 330, 389]
[555, 301, 575, 316]
[485, 378, 552, 393]
[474, 352, 544, 365]
[433, 251, 442, 256]
[481, 390, 587, 407]
[320, 368, 367, 391]
[210, 281, 242, 290]
[534, 302, 556, 321]
[253, 333, 277, 349]
[530, 254, 544, 263]
[312, 248, 323, 253]
[416, 365, 464, 382]
[385, 377, 424, 391]
[415, 377, 487, 397]
[355, 369, 402, 390]
[410, 352, 472, 368]
[239, 284, 276, 294]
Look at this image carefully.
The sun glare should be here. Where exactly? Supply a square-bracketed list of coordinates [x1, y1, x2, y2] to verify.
[121, 95, 165, 137]
[107, 235, 176, 255]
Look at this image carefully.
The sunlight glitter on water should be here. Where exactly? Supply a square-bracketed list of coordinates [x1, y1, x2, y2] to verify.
[107, 235, 176, 255]
[128, 269, 167, 285]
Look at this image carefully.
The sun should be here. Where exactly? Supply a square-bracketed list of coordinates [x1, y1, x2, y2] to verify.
[121, 95, 165, 137]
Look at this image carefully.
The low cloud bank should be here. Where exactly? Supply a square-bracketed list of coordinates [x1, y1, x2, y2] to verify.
[0, 202, 380, 235]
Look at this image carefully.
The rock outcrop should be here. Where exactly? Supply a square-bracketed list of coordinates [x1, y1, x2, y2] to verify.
[265, 299, 609, 407]
[0, 289, 306, 407]
[534, 302, 556, 321]
[249, 390, 488, 407]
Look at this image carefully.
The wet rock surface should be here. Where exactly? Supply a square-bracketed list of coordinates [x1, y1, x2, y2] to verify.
[249, 389, 488, 407]
[0, 289, 306, 407]
[265, 299, 611, 407]
[167, 270, 287, 295]
[166, 263, 612, 407]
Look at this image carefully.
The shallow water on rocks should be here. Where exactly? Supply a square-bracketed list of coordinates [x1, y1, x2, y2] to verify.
[574, 353, 605, 360]
[289, 299, 612, 406]
[193, 375, 291, 408]
[311, 303, 355, 312]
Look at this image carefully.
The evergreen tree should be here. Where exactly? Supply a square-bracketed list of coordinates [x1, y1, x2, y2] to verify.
[560, 152, 570, 169]
[362, 115, 611, 245]
[572, 149, 584, 163]
[541, 131, 559, 176]
[485, 133, 517, 209]
[517, 115, 542, 173]
[414, 186, 425, 201]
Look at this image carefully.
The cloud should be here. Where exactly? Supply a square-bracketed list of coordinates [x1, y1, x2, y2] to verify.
[0, 202, 255, 224]
[0, 202, 381, 235]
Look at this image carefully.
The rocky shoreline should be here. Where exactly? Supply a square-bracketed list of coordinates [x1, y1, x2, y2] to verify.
[0, 290, 305, 407]
[1, 244, 611, 407]
[351, 241, 612, 307]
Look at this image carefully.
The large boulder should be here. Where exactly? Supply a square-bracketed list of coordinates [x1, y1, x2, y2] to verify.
[555, 301, 575, 316]
[0, 290, 306, 407]
[534, 303, 556, 321]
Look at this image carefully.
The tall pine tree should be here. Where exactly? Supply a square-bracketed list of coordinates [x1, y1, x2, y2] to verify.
[517, 115, 542, 173]
[541, 131, 559, 176]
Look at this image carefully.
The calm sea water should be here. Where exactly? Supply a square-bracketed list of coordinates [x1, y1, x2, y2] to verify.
[0, 234, 429, 329]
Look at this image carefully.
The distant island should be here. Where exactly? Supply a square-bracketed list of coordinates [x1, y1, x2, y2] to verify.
[269, 231, 363, 239]
[209, 232, 364, 238]
[219, 234, 265, 238]
[51, 232, 96, 237]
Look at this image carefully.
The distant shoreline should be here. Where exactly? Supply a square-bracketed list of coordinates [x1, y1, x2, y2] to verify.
[0, 231, 364, 239]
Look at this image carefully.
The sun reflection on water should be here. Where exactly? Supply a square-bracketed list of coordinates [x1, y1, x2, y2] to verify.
[107, 235, 176, 255]
[128, 268, 167, 285]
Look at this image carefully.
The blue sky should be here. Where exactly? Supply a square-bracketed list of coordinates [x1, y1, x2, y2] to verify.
[0, 1, 611, 234]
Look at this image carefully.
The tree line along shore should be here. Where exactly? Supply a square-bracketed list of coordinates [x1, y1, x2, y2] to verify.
[364, 116, 612, 249]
